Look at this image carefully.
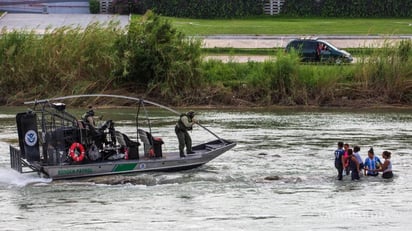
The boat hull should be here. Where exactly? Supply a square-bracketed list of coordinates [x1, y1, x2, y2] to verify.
[35, 139, 236, 180]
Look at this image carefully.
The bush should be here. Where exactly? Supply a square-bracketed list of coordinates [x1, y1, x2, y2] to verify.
[112, 0, 139, 14]
[89, 0, 100, 14]
[135, 0, 263, 18]
[115, 11, 203, 103]
[282, 0, 412, 17]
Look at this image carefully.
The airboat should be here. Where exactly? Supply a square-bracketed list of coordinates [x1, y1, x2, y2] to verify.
[9, 94, 236, 180]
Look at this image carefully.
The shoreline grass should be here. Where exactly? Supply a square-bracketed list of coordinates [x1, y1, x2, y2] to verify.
[1, 14, 412, 107]
[156, 16, 412, 35]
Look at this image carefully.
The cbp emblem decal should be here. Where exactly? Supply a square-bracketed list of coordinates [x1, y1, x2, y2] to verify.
[24, 130, 37, 146]
[139, 163, 146, 169]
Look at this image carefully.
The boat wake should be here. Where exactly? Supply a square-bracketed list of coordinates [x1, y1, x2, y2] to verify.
[0, 168, 52, 188]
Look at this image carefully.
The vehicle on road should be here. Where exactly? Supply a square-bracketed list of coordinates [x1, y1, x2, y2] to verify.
[285, 38, 353, 64]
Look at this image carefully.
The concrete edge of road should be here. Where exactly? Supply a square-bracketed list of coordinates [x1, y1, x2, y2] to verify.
[197, 35, 412, 40]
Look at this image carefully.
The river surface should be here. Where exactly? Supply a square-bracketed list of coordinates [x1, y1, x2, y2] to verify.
[1, 107, 411, 230]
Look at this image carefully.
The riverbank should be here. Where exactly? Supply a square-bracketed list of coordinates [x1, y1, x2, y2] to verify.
[1, 13, 412, 108]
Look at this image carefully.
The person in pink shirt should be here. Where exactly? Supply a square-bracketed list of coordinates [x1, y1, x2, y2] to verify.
[343, 143, 350, 175]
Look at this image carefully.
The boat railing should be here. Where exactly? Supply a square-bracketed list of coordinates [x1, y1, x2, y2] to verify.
[9, 145, 22, 173]
[9, 145, 37, 174]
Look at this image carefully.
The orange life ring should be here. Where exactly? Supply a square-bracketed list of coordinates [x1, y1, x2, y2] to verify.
[69, 142, 85, 162]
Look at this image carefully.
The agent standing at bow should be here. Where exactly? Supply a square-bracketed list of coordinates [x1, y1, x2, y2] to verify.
[175, 111, 197, 157]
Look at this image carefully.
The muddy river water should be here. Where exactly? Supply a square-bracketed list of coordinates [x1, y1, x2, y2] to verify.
[1, 107, 411, 230]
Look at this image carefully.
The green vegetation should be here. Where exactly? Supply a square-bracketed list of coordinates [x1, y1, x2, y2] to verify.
[282, 0, 412, 17]
[115, 11, 203, 101]
[158, 16, 412, 35]
[202, 43, 412, 106]
[1, 12, 412, 107]
[89, 0, 100, 14]
[130, 0, 263, 18]
[126, 0, 412, 19]
[0, 12, 203, 105]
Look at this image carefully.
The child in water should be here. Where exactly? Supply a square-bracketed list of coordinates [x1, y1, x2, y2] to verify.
[347, 149, 360, 180]
[375, 151, 393, 179]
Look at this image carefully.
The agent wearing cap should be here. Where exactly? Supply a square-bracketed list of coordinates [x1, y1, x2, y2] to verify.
[82, 105, 102, 127]
[175, 111, 197, 157]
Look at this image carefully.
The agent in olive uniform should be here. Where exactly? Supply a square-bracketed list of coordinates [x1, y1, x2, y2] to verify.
[82, 106, 98, 127]
[175, 111, 197, 157]
[82, 106, 115, 147]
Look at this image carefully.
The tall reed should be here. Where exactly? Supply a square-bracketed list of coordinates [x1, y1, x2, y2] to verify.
[354, 40, 412, 103]
[202, 40, 412, 106]
[0, 22, 123, 103]
[1, 16, 411, 106]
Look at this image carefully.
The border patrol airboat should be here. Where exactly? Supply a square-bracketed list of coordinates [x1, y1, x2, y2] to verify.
[9, 94, 236, 180]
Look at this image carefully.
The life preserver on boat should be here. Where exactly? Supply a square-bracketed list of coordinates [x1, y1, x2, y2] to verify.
[69, 142, 85, 162]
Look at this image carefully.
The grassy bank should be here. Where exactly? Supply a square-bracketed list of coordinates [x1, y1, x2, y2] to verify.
[160, 16, 412, 35]
[1, 14, 412, 107]
[201, 44, 412, 106]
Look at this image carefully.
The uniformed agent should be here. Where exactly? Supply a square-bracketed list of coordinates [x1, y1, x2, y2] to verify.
[175, 111, 197, 157]
[82, 105, 100, 127]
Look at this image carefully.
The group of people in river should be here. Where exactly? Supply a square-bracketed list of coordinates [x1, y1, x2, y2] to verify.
[334, 142, 393, 181]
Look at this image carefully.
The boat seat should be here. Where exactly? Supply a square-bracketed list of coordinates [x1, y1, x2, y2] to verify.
[137, 129, 163, 158]
[138, 129, 154, 158]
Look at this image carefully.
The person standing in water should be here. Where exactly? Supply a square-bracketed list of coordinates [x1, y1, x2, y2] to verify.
[375, 151, 393, 179]
[348, 149, 360, 180]
[175, 111, 197, 158]
[343, 143, 350, 175]
[353, 146, 364, 171]
[364, 147, 382, 176]
[334, 142, 345, 180]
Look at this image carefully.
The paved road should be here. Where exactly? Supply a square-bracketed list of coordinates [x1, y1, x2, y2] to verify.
[201, 35, 412, 49]
[0, 13, 130, 33]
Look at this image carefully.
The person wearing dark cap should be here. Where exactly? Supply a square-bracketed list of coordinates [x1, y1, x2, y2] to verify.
[175, 111, 197, 157]
[82, 105, 114, 148]
[82, 105, 101, 127]
[334, 141, 345, 180]
[364, 147, 382, 176]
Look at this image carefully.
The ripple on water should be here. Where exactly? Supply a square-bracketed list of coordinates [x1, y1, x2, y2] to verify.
[1, 109, 412, 230]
